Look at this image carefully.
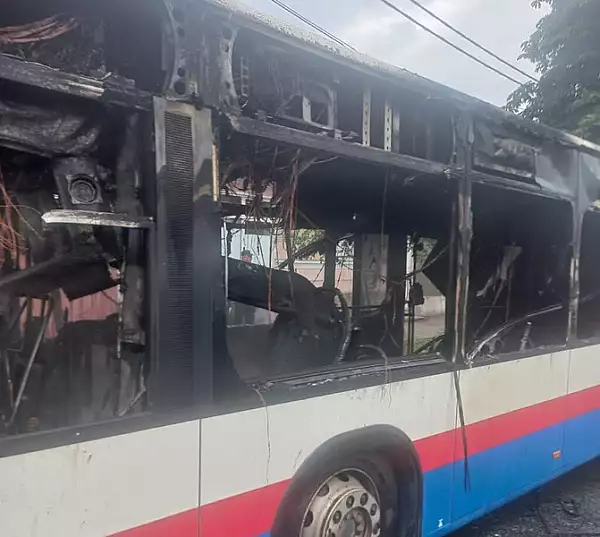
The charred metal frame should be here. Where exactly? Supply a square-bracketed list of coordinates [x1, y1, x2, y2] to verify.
[0, 54, 152, 112]
[195, 0, 600, 381]
[2, 0, 600, 454]
[0, 0, 209, 445]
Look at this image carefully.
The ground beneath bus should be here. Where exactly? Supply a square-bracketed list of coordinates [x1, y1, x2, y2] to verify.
[454, 459, 600, 537]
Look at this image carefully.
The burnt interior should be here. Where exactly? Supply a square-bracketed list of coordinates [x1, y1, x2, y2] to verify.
[0, 0, 599, 435]
[0, 96, 149, 433]
[0, 1, 155, 436]
[0, 0, 169, 92]
[217, 133, 454, 387]
[231, 28, 455, 164]
[578, 211, 600, 339]
[465, 186, 572, 359]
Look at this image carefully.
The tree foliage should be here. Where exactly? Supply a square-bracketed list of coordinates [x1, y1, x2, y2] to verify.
[292, 229, 325, 260]
[506, 0, 600, 142]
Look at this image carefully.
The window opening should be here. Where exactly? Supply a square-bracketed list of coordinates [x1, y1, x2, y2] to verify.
[217, 135, 454, 395]
[466, 185, 572, 362]
[577, 211, 600, 340]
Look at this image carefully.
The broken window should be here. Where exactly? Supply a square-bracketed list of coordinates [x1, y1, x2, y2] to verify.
[0, 140, 149, 436]
[0, 0, 168, 92]
[466, 185, 572, 362]
[577, 211, 600, 340]
[229, 27, 455, 164]
[216, 134, 455, 393]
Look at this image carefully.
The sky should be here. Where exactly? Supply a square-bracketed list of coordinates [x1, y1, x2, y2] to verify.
[237, 0, 548, 106]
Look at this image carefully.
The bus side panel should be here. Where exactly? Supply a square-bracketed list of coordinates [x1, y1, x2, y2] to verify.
[422, 459, 455, 535]
[449, 351, 569, 525]
[563, 346, 600, 468]
[199, 372, 457, 537]
[0, 420, 200, 537]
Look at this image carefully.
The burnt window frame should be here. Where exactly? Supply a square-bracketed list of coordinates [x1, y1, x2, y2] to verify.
[574, 209, 600, 343]
[210, 143, 466, 413]
[463, 183, 574, 366]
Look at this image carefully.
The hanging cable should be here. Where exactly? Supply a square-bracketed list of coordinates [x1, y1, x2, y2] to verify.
[453, 368, 471, 491]
[376, 0, 525, 86]
[403, 0, 538, 83]
[267, 0, 356, 51]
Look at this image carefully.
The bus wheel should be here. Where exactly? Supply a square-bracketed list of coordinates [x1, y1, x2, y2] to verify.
[301, 468, 382, 536]
[275, 454, 398, 537]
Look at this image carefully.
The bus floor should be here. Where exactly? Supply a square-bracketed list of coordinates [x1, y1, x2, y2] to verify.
[455, 458, 600, 537]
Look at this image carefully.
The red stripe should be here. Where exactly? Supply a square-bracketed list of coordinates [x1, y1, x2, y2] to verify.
[461, 383, 600, 458]
[111, 508, 198, 537]
[200, 480, 290, 537]
[565, 383, 600, 420]
[414, 429, 456, 472]
[415, 384, 600, 471]
[113, 384, 600, 537]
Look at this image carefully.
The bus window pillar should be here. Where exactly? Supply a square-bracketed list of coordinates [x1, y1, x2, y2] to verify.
[453, 114, 473, 365]
[152, 97, 217, 409]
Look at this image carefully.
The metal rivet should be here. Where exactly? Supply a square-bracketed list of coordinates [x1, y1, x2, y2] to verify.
[333, 510, 342, 523]
[346, 496, 355, 508]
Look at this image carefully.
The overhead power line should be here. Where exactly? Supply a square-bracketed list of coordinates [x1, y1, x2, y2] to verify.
[266, 0, 527, 87]
[267, 0, 356, 51]
[376, 0, 526, 86]
[403, 0, 538, 83]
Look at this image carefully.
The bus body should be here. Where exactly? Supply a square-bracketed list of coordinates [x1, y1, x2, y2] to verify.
[0, 1, 599, 537]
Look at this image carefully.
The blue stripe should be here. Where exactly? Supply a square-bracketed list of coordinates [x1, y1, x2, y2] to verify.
[253, 409, 600, 537]
[423, 408, 600, 537]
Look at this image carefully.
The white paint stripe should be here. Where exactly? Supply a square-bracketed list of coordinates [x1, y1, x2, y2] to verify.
[201, 369, 456, 505]
[201, 350, 574, 505]
[0, 420, 200, 537]
[568, 346, 600, 394]
[2, 346, 598, 535]
[459, 350, 570, 425]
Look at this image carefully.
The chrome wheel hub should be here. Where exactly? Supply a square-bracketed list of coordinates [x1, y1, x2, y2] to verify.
[301, 470, 381, 537]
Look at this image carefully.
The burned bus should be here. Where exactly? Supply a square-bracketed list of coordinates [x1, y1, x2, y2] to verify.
[0, 1, 600, 536]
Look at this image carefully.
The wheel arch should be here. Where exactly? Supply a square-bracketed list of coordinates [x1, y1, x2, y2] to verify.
[271, 424, 423, 537]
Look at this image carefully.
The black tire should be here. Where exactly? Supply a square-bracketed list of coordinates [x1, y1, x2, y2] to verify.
[272, 450, 399, 537]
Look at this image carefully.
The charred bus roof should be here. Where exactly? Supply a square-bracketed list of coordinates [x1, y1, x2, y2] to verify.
[201, 0, 600, 157]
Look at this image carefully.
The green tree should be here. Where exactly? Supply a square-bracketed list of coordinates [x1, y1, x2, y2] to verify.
[506, 0, 600, 142]
[292, 229, 325, 260]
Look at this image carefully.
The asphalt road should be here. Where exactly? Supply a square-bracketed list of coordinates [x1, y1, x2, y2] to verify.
[454, 459, 600, 537]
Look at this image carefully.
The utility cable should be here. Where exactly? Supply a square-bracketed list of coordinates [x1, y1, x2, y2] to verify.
[376, 0, 525, 86]
[403, 0, 538, 83]
[267, 0, 356, 51]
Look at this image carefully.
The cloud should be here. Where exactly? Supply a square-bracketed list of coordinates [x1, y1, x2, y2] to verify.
[239, 0, 546, 105]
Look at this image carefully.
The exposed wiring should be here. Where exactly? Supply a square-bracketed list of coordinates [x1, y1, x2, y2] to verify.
[0, 181, 27, 259]
[357, 344, 392, 388]
[116, 386, 147, 418]
[102, 290, 119, 306]
[453, 368, 471, 491]
[467, 303, 563, 363]
[385, 244, 449, 289]
[0, 15, 78, 45]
